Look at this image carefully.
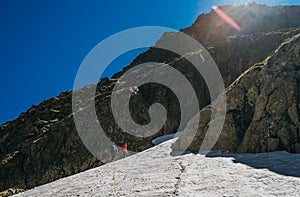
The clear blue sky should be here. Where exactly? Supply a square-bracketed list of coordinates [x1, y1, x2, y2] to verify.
[1, 0, 299, 124]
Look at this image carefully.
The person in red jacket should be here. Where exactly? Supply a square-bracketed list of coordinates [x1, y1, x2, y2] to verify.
[122, 143, 128, 157]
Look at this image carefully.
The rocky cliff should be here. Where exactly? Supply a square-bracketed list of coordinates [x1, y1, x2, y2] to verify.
[172, 32, 300, 154]
[182, 3, 300, 45]
[1, 4, 300, 193]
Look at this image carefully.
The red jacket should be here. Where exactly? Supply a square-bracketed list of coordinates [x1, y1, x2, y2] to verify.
[122, 145, 128, 152]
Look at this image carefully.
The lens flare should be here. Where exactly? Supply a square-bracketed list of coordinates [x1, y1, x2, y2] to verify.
[212, 6, 241, 31]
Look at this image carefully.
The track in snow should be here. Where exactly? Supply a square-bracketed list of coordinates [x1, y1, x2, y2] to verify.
[15, 139, 300, 196]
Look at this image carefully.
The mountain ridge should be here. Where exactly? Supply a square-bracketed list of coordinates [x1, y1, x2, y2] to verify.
[1, 3, 300, 194]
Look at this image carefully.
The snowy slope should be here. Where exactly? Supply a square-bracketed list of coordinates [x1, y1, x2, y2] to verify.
[151, 132, 181, 145]
[15, 138, 300, 196]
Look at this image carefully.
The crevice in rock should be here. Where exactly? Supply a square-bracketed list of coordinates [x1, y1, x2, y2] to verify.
[232, 96, 254, 142]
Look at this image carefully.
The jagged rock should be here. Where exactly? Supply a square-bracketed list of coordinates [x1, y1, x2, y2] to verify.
[0, 188, 24, 197]
[182, 3, 300, 45]
[1, 4, 300, 193]
[172, 33, 300, 154]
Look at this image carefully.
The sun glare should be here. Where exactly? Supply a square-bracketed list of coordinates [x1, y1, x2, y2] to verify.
[212, 5, 241, 31]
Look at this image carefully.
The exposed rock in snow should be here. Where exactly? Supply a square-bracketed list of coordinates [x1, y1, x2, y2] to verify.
[15, 139, 300, 196]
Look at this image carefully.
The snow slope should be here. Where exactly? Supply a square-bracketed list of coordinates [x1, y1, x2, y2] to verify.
[151, 132, 181, 145]
[15, 138, 300, 196]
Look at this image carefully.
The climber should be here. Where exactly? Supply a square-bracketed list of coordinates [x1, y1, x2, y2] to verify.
[122, 143, 128, 158]
[112, 144, 119, 161]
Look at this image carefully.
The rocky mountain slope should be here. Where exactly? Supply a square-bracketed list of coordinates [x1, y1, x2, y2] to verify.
[182, 3, 300, 45]
[1, 3, 300, 193]
[172, 32, 300, 154]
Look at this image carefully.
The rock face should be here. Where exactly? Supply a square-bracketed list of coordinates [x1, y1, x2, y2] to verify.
[182, 3, 300, 46]
[1, 4, 300, 193]
[0, 91, 103, 191]
[172, 33, 300, 154]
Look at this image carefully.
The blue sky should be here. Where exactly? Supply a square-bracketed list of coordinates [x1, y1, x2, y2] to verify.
[1, 0, 300, 124]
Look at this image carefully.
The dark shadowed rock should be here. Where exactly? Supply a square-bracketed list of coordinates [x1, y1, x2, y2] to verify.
[182, 3, 300, 46]
[172, 33, 300, 154]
